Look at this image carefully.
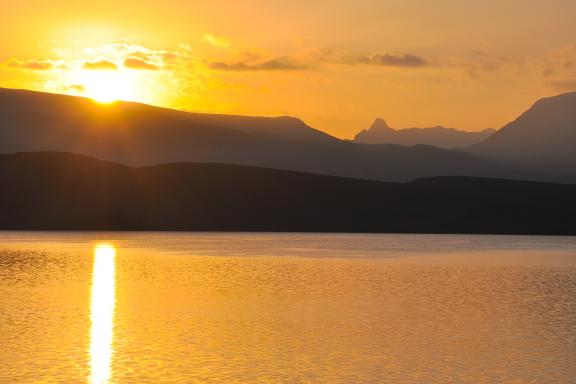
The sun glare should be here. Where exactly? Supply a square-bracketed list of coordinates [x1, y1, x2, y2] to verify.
[81, 71, 140, 104]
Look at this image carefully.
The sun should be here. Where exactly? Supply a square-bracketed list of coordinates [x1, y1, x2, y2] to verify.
[62, 68, 143, 104]
[54, 53, 166, 106]
[80, 70, 140, 104]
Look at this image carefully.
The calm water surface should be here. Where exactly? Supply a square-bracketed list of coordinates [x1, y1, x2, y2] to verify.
[0, 232, 575, 383]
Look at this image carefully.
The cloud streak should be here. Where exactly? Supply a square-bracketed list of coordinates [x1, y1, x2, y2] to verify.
[359, 53, 428, 67]
[203, 34, 231, 48]
[208, 50, 430, 72]
[82, 60, 118, 71]
[65, 84, 86, 93]
[124, 57, 161, 70]
[210, 57, 310, 71]
[6, 59, 64, 70]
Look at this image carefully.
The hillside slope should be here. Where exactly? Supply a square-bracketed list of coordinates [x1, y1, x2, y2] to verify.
[1, 152, 574, 234]
[470, 92, 576, 173]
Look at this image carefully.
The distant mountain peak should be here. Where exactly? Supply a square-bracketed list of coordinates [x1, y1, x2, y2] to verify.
[369, 118, 393, 131]
[354, 118, 494, 148]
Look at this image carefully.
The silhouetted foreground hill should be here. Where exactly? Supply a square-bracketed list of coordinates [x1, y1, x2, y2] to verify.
[0, 87, 525, 183]
[355, 118, 494, 148]
[1, 152, 574, 235]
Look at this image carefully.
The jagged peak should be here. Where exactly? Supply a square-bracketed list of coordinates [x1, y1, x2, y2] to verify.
[368, 118, 394, 131]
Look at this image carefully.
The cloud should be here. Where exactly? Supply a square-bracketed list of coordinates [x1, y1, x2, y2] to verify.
[545, 79, 576, 91]
[82, 60, 118, 71]
[210, 56, 310, 71]
[356, 53, 428, 67]
[65, 84, 86, 93]
[313, 50, 430, 69]
[538, 45, 576, 78]
[83, 43, 150, 59]
[203, 34, 231, 48]
[207, 50, 429, 72]
[124, 57, 160, 70]
[81, 42, 192, 70]
[6, 59, 64, 70]
[179, 43, 192, 52]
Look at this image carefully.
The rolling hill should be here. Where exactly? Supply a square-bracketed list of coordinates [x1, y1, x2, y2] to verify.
[0, 151, 575, 234]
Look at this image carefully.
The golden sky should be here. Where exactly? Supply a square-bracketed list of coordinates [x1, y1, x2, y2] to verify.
[1, 0, 576, 138]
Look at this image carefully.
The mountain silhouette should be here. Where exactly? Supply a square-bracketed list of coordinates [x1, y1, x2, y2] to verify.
[470, 92, 576, 173]
[354, 118, 495, 148]
[0, 151, 574, 234]
[0, 87, 520, 183]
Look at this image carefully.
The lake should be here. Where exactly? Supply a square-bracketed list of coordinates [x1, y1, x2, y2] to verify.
[1, 232, 575, 383]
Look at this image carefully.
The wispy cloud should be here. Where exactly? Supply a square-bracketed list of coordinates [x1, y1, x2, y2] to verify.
[210, 56, 310, 71]
[203, 34, 231, 48]
[355, 53, 429, 67]
[208, 49, 432, 72]
[81, 43, 181, 70]
[206, 47, 432, 73]
[82, 60, 118, 71]
[64, 84, 86, 93]
[6, 59, 65, 71]
[124, 57, 161, 70]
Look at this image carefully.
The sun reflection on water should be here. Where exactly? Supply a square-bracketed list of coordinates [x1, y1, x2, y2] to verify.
[89, 243, 116, 384]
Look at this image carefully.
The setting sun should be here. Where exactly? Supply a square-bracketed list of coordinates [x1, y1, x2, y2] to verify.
[73, 70, 140, 103]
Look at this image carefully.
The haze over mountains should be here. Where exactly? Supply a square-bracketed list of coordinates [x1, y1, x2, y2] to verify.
[355, 118, 495, 148]
[0, 87, 514, 183]
[1, 152, 575, 234]
[0, 87, 575, 183]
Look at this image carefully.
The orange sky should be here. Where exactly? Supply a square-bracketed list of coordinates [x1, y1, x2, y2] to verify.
[1, 0, 575, 138]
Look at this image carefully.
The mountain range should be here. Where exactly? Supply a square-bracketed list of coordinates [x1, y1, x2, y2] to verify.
[1, 152, 574, 234]
[0, 87, 515, 183]
[354, 118, 495, 148]
[0, 87, 575, 183]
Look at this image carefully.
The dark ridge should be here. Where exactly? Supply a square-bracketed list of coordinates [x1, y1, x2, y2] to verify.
[1, 152, 575, 235]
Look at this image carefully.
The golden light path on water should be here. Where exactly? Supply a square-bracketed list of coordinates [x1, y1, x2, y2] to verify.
[89, 244, 116, 384]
